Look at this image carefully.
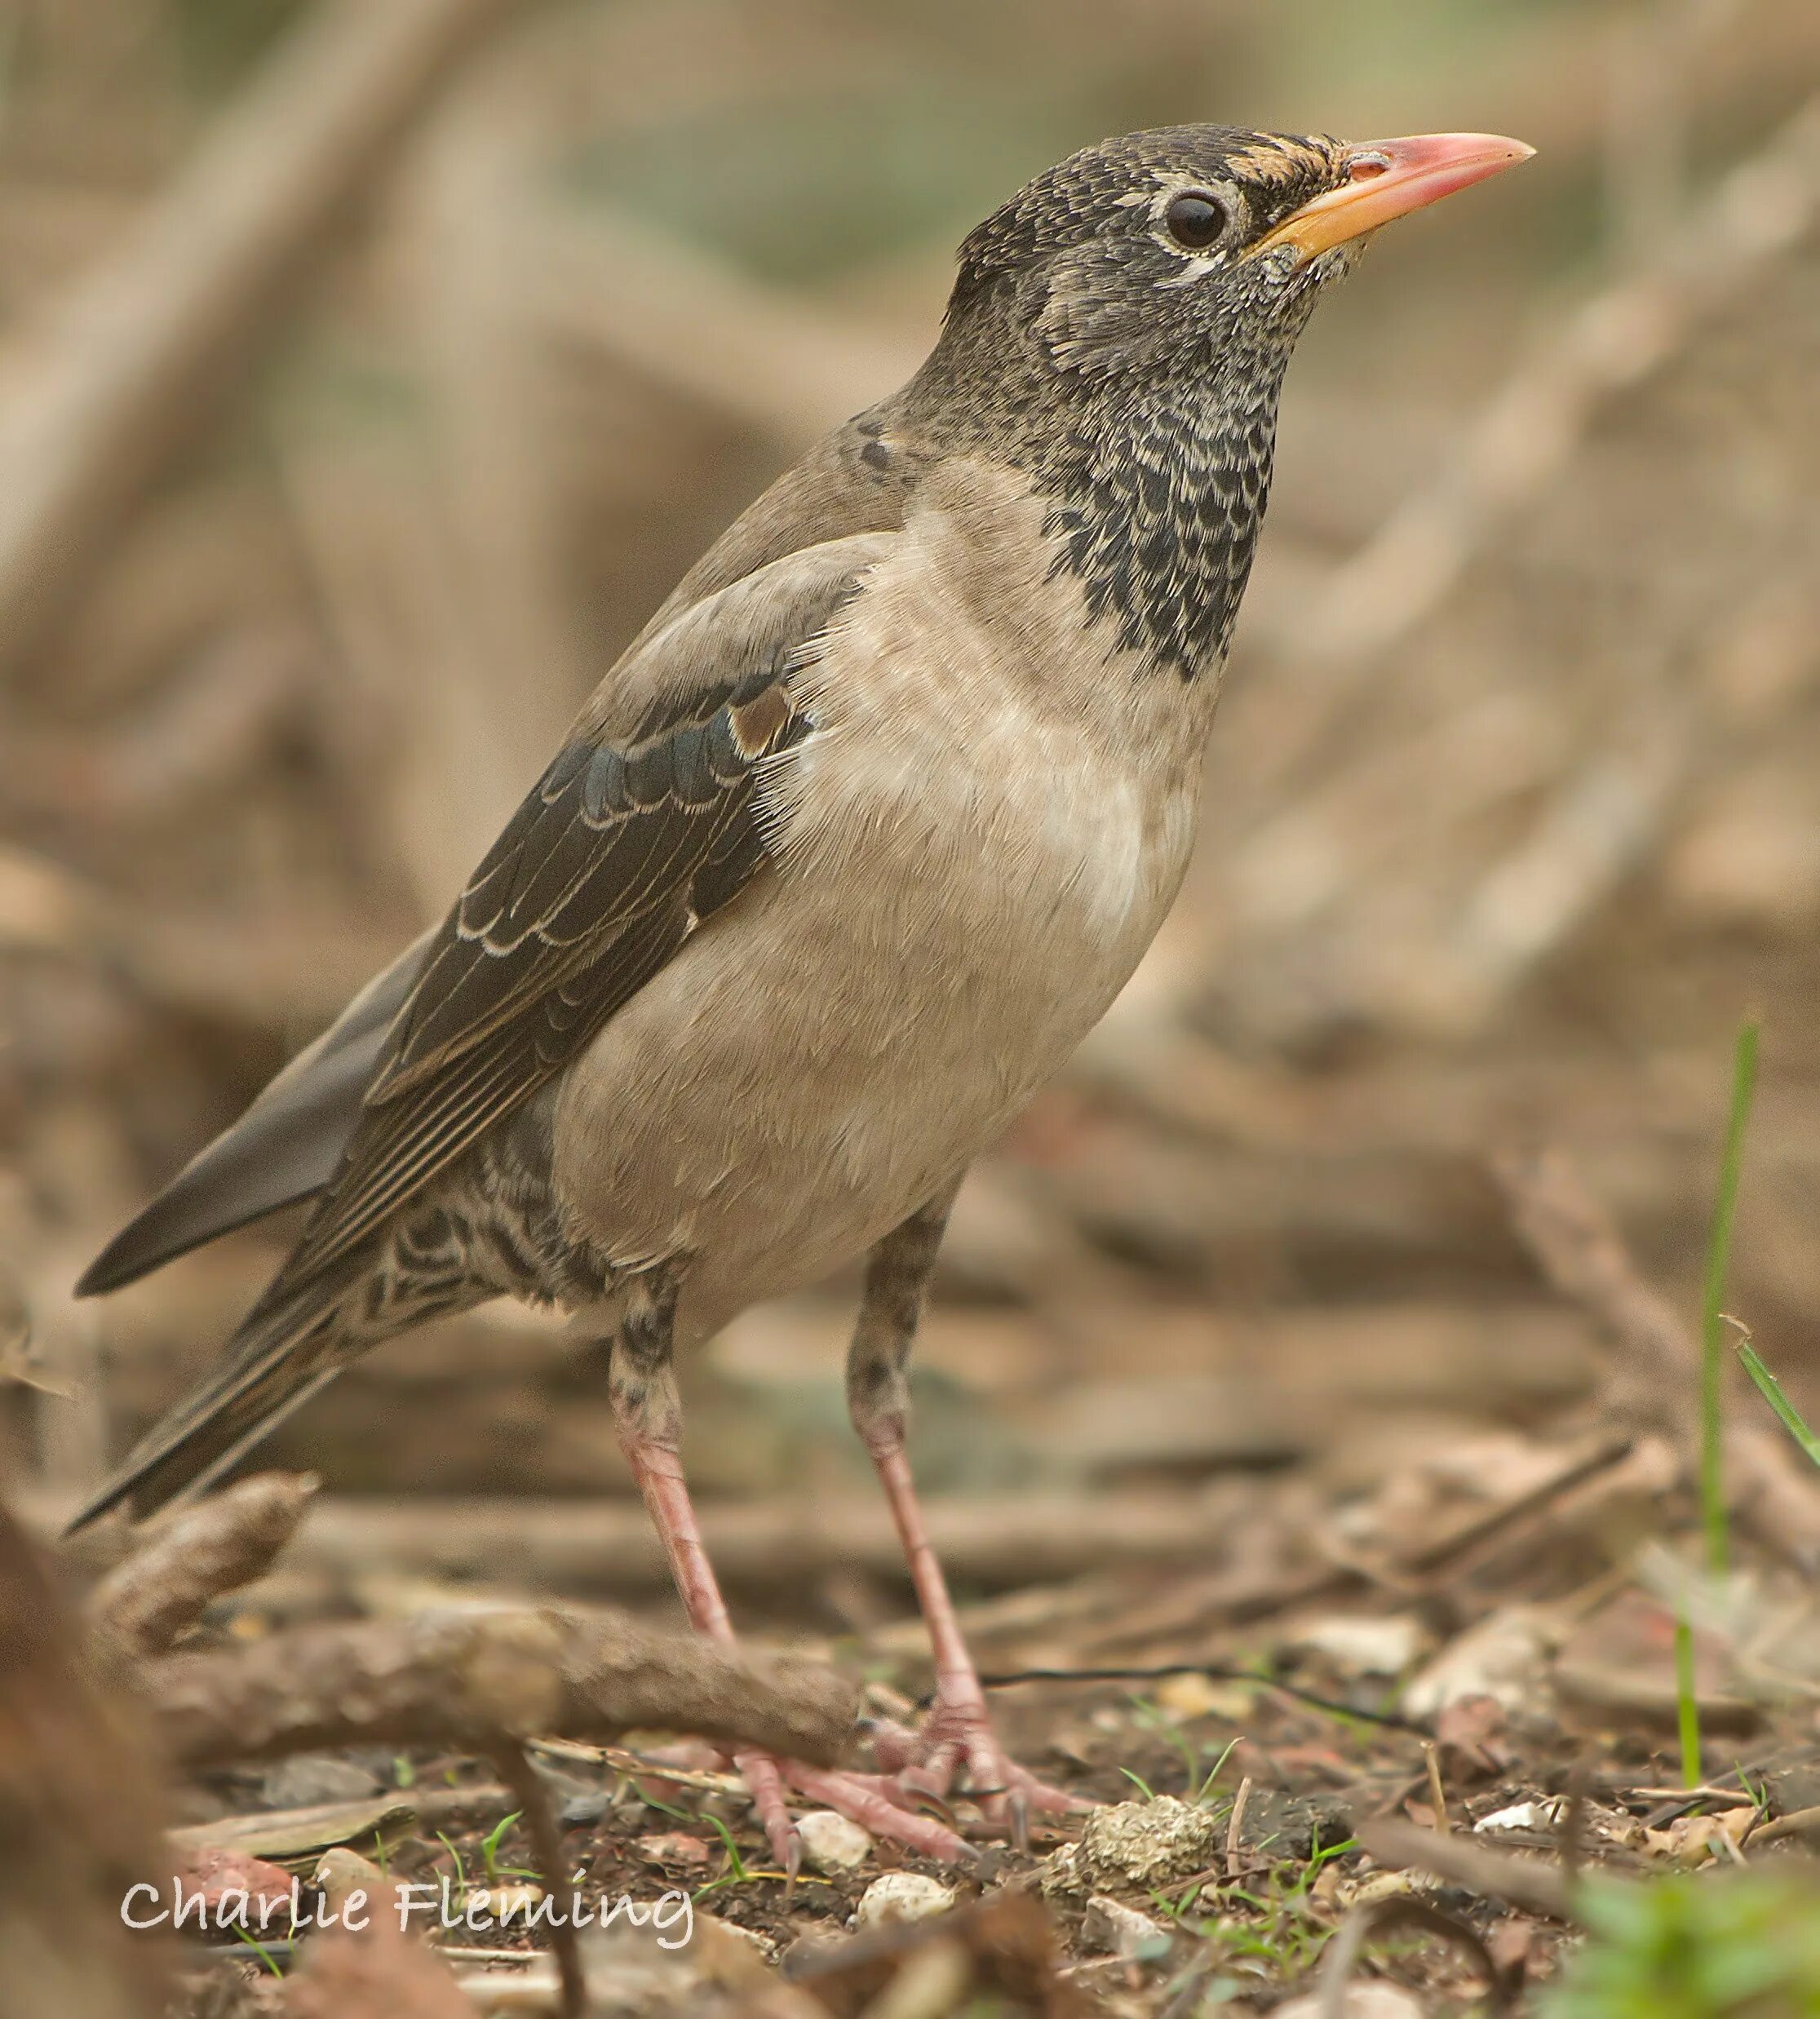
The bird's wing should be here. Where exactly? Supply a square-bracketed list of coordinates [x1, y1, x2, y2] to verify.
[75, 425, 897, 1306]
[247, 530, 891, 1300]
[75, 929, 437, 1295]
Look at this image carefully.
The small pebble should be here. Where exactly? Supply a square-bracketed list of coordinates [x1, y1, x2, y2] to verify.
[706, 1917, 777, 1962]
[853, 1871, 956, 1929]
[1082, 1894, 1171, 1960]
[633, 1832, 712, 1869]
[184, 1847, 296, 1917]
[1404, 1607, 1553, 1717]
[1296, 1613, 1427, 1677]
[472, 1883, 544, 1922]
[1153, 1670, 1253, 1722]
[1475, 1798, 1565, 1835]
[312, 1847, 387, 1916]
[1278, 1984, 1423, 2019]
[797, 1809, 873, 1875]
[1335, 1869, 1419, 1911]
[259, 1753, 382, 1809]
[559, 1787, 610, 1828]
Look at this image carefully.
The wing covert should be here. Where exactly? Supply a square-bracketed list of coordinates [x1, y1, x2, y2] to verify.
[261, 534, 886, 1296]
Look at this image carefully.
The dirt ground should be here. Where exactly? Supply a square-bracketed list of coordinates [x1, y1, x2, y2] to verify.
[4, 2, 1820, 2015]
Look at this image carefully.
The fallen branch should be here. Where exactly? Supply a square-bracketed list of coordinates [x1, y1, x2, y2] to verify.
[1078, 1437, 1632, 1658]
[1751, 1803, 1820, 1849]
[1357, 1814, 1575, 1922]
[85, 1472, 318, 1660]
[29, 1484, 1252, 1605]
[143, 1604, 857, 1769]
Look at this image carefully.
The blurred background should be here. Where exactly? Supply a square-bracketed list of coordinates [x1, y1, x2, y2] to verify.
[2, 0, 1818, 1618]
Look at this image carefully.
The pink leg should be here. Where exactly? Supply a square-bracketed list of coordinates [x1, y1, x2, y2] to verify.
[860, 1430, 1087, 1840]
[847, 1190, 1088, 1845]
[614, 1397, 974, 1866]
[615, 1439, 795, 1864]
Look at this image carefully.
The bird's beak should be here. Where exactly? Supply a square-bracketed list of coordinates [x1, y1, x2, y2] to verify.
[1254, 131, 1535, 263]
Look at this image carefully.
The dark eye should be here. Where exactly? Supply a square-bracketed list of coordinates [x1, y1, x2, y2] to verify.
[1163, 192, 1229, 250]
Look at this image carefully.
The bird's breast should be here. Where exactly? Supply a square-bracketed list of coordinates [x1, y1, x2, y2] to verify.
[776, 455, 1212, 949]
[551, 461, 1212, 1327]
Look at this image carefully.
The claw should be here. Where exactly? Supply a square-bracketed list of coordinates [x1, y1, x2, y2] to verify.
[718, 1701, 1083, 1872]
[791, 1763, 975, 1863]
[735, 1748, 800, 1878]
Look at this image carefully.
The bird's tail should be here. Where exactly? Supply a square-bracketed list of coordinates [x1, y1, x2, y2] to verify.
[65, 1276, 355, 1534]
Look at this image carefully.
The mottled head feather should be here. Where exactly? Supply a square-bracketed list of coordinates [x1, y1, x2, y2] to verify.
[906, 125, 1360, 681]
[953, 126, 1344, 304]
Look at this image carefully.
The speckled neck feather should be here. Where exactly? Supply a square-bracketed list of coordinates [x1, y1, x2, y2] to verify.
[1038, 361, 1291, 680]
[902, 298, 1309, 683]
[896, 126, 1342, 681]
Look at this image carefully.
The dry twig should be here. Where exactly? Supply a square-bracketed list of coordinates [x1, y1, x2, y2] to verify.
[1317, 1894, 1512, 2018]
[84, 1471, 318, 1660]
[142, 1603, 856, 1769]
[127, 1485, 1251, 1600]
[1494, 1145, 1702, 1444]
[494, 1741, 585, 2019]
[1357, 1814, 1575, 1923]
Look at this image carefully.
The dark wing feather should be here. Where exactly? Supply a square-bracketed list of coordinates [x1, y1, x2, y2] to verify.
[73, 928, 439, 1295]
[68, 626, 829, 1536]
[64, 498, 894, 1534]
[253, 651, 815, 1303]
[76, 530, 886, 1313]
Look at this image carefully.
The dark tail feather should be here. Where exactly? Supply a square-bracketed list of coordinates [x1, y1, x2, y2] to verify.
[65, 1284, 351, 1534]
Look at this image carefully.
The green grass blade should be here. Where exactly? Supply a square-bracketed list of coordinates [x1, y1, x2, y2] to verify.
[1737, 1339, 1820, 1469]
[1700, 1019, 1759, 1577]
[1674, 1607, 1703, 1789]
[232, 1926, 284, 1979]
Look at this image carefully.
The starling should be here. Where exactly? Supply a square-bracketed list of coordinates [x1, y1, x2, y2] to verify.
[73, 126, 1531, 1864]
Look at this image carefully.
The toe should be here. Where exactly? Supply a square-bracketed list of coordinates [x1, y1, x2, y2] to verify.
[733, 1749, 802, 1876]
[967, 1752, 1088, 1836]
[788, 1765, 978, 1866]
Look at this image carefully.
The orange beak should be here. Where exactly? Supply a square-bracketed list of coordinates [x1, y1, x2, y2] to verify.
[1254, 131, 1534, 263]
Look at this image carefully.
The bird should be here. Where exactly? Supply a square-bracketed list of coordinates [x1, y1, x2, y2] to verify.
[71, 123, 1532, 1866]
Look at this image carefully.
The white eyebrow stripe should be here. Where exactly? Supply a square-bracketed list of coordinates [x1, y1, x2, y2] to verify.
[1158, 254, 1220, 287]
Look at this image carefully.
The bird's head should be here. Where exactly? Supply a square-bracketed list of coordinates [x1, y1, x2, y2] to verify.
[944, 124, 1532, 387]
[909, 124, 1533, 680]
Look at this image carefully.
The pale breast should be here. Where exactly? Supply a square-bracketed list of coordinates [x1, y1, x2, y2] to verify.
[550, 458, 1215, 1339]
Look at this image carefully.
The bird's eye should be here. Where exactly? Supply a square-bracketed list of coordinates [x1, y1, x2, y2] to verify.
[1163, 192, 1229, 250]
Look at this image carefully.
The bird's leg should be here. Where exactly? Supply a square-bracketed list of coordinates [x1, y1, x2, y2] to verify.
[608, 1275, 738, 1635]
[606, 1271, 973, 1868]
[847, 1183, 1086, 1843]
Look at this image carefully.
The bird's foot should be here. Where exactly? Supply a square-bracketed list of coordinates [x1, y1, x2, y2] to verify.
[626, 1739, 982, 1870]
[631, 1705, 1083, 1871]
[733, 1749, 980, 1871]
[859, 1691, 1088, 1849]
